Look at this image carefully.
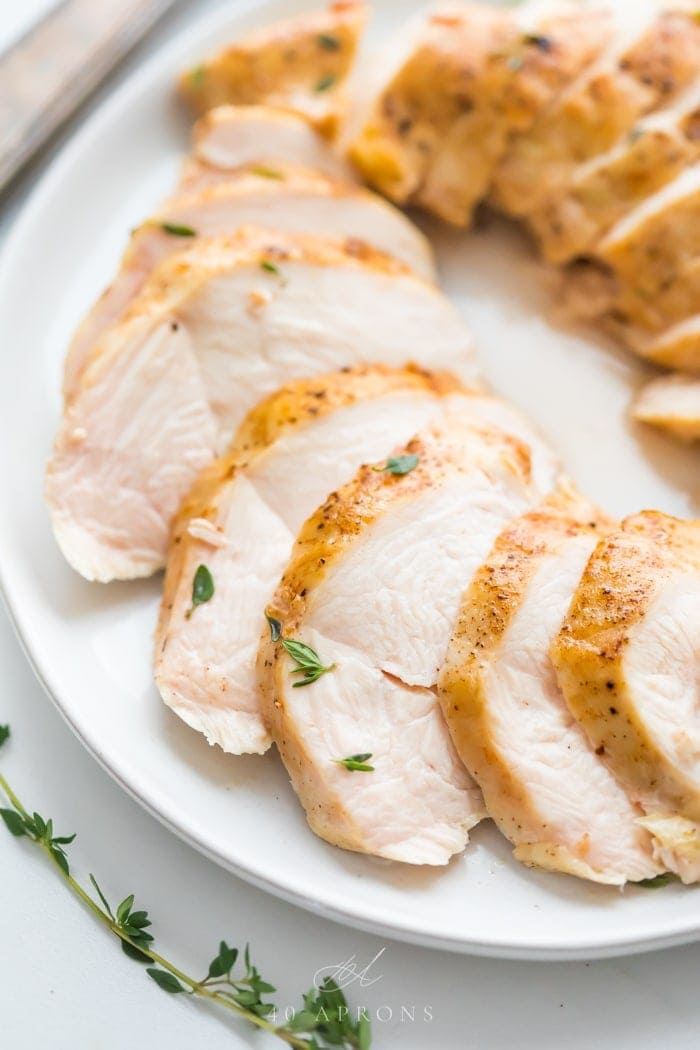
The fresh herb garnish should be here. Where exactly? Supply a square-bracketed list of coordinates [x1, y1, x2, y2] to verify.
[314, 74, 336, 93]
[189, 65, 206, 89]
[281, 639, 336, 687]
[260, 259, 281, 275]
[186, 564, 214, 618]
[506, 54, 523, 71]
[0, 805, 76, 874]
[318, 33, 341, 51]
[266, 612, 282, 641]
[161, 222, 197, 237]
[628, 126, 645, 144]
[0, 725, 9, 747]
[0, 726, 371, 1048]
[372, 453, 420, 476]
[635, 874, 676, 889]
[335, 754, 375, 772]
[250, 165, 285, 180]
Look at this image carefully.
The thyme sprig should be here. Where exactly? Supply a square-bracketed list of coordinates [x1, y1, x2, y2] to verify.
[0, 727, 370, 1049]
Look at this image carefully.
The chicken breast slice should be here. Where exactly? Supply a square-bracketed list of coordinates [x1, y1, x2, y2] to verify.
[438, 483, 661, 884]
[561, 164, 700, 350]
[178, 1, 367, 137]
[63, 169, 435, 399]
[179, 105, 355, 192]
[156, 367, 468, 754]
[259, 412, 540, 864]
[492, 5, 700, 218]
[46, 228, 477, 583]
[528, 75, 700, 263]
[633, 373, 700, 442]
[347, 1, 610, 226]
[627, 314, 700, 373]
[552, 511, 700, 883]
[156, 364, 559, 754]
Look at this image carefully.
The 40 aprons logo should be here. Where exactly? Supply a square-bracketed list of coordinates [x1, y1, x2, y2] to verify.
[267, 947, 434, 1028]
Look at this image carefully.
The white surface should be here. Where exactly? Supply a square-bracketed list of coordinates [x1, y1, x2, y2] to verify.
[1, 0, 700, 1042]
[1, 0, 700, 962]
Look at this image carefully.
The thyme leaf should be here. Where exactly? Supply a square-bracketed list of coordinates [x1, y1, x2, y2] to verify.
[314, 74, 336, 93]
[372, 454, 419, 476]
[281, 638, 336, 687]
[161, 222, 197, 237]
[250, 165, 285, 179]
[186, 564, 214, 619]
[318, 33, 341, 50]
[189, 65, 206, 89]
[635, 874, 676, 889]
[265, 612, 282, 641]
[335, 754, 375, 772]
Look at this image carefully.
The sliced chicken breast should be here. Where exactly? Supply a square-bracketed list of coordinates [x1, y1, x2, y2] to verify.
[438, 483, 660, 884]
[156, 364, 559, 754]
[178, 0, 367, 137]
[492, 6, 700, 218]
[629, 314, 700, 373]
[347, 2, 609, 226]
[47, 228, 477, 583]
[156, 366, 470, 754]
[578, 164, 700, 331]
[552, 512, 700, 883]
[63, 170, 435, 399]
[633, 373, 700, 442]
[258, 411, 540, 864]
[179, 105, 355, 192]
[528, 77, 700, 263]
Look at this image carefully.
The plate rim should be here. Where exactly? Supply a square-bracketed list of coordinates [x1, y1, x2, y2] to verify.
[1, 0, 699, 962]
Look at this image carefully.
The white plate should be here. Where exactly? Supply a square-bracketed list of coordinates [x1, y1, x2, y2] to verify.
[1, 0, 699, 961]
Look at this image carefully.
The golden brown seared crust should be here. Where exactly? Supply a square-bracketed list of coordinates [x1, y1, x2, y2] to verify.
[632, 317, 700, 372]
[529, 121, 700, 264]
[178, 1, 367, 136]
[70, 174, 387, 398]
[438, 483, 613, 848]
[633, 374, 700, 442]
[157, 364, 467, 665]
[162, 166, 356, 208]
[493, 9, 700, 218]
[262, 418, 531, 637]
[551, 510, 700, 821]
[349, 4, 610, 226]
[230, 363, 467, 455]
[75, 225, 420, 395]
[129, 164, 418, 272]
[577, 183, 700, 339]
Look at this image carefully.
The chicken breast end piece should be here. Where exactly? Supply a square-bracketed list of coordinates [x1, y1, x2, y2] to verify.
[552, 511, 700, 882]
[633, 372, 700, 442]
[181, 104, 356, 191]
[178, 1, 367, 137]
